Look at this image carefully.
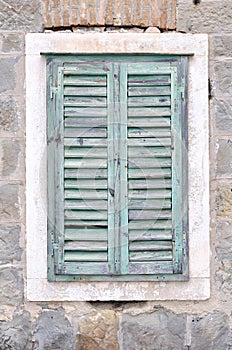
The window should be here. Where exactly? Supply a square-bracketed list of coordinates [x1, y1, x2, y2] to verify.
[47, 55, 188, 281]
[26, 33, 209, 300]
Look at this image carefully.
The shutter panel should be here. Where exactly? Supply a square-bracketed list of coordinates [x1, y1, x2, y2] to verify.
[47, 55, 188, 281]
[126, 63, 186, 276]
[48, 60, 114, 279]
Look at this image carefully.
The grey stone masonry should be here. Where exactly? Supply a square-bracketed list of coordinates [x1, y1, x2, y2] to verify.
[120, 309, 187, 350]
[0, 0, 43, 31]
[177, 0, 232, 33]
[33, 310, 75, 350]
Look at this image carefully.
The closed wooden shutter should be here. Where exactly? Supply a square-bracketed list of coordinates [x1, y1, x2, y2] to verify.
[47, 55, 188, 282]
[127, 64, 181, 276]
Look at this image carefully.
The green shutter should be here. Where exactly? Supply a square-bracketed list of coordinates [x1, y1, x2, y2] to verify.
[126, 64, 182, 275]
[47, 55, 188, 282]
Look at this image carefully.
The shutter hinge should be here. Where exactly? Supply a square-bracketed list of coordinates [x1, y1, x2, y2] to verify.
[183, 231, 187, 256]
[178, 79, 185, 101]
[50, 86, 58, 99]
[50, 242, 59, 257]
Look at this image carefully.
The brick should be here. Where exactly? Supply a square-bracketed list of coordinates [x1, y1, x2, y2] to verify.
[105, 0, 114, 25]
[168, 0, 176, 30]
[124, 5, 131, 25]
[80, 0, 88, 25]
[114, 0, 122, 26]
[89, 4, 97, 26]
[61, 0, 70, 26]
[160, 0, 168, 29]
[141, 9, 150, 27]
[43, 0, 176, 29]
[53, 9, 62, 27]
[177, 0, 232, 33]
[43, 0, 52, 28]
[98, 0, 105, 25]
[152, 0, 159, 27]
[132, 0, 140, 27]
[71, 9, 78, 25]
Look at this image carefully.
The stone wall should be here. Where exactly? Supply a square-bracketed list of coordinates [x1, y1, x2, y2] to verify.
[0, 0, 232, 349]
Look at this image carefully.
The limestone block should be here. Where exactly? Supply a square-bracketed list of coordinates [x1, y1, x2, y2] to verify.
[0, 32, 24, 53]
[215, 221, 232, 260]
[216, 139, 232, 177]
[213, 99, 232, 132]
[0, 0, 43, 31]
[214, 62, 232, 97]
[0, 139, 23, 179]
[0, 267, 23, 306]
[77, 310, 118, 350]
[177, 0, 232, 33]
[211, 34, 232, 57]
[0, 184, 20, 221]
[216, 185, 232, 219]
[0, 225, 22, 263]
[191, 311, 230, 350]
[0, 312, 31, 350]
[0, 57, 18, 93]
[0, 97, 19, 133]
[33, 310, 75, 350]
[120, 309, 186, 350]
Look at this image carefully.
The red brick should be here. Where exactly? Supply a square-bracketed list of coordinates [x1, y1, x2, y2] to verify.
[43, 0, 177, 29]
[53, 9, 62, 27]
[141, 8, 150, 27]
[71, 8, 78, 25]
[89, 3, 97, 25]
[105, 0, 114, 25]
[98, 0, 105, 26]
[131, 0, 140, 26]
[114, 0, 122, 26]
[80, 0, 88, 25]
[43, 0, 52, 28]
[160, 0, 167, 29]
[152, 0, 159, 27]
[124, 5, 131, 25]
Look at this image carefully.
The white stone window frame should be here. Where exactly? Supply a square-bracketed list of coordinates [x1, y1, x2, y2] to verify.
[26, 33, 209, 301]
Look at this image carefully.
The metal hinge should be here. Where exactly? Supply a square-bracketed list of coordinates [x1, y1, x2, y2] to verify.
[50, 243, 59, 257]
[50, 86, 58, 99]
[182, 231, 187, 256]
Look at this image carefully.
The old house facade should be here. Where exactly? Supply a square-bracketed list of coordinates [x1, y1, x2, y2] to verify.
[0, 1, 232, 349]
